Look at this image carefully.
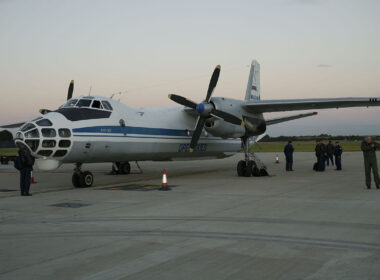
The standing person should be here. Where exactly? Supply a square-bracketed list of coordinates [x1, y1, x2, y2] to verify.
[326, 140, 335, 167]
[334, 141, 343, 171]
[284, 141, 294, 171]
[18, 149, 35, 196]
[361, 137, 380, 189]
[315, 140, 326, 172]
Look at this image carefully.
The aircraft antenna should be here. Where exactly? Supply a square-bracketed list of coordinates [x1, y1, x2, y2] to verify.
[88, 86, 92, 96]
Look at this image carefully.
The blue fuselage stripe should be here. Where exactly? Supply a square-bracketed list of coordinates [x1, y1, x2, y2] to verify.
[73, 125, 188, 136]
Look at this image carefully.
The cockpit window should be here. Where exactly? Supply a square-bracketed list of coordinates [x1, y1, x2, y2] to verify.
[92, 100, 102, 109]
[101, 101, 113, 111]
[77, 99, 92, 107]
[36, 119, 53, 126]
[41, 128, 56, 138]
[21, 123, 36, 132]
[64, 99, 78, 107]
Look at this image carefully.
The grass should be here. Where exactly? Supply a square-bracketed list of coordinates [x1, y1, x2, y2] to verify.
[0, 148, 18, 156]
[251, 140, 362, 152]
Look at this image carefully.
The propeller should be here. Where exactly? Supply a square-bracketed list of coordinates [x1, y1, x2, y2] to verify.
[67, 80, 74, 100]
[168, 65, 245, 152]
[40, 80, 74, 115]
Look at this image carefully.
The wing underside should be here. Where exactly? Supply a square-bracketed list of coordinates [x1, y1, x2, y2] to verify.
[266, 112, 318, 126]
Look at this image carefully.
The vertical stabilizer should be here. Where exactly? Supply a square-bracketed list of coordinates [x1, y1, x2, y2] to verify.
[245, 60, 260, 101]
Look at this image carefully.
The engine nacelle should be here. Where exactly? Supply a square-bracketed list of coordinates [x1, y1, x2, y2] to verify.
[244, 117, 266, 136]
[205, 119, 245, 138]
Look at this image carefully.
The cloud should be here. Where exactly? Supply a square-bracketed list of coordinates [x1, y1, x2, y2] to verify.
[317, 64, 332, 68]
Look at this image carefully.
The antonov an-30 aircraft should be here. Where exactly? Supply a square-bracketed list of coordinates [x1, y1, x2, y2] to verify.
[4, 60, 380, 188]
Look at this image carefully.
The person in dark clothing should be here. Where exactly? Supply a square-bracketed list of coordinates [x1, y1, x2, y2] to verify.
[18, 149, 35, 196]
[333, 141, 343, 171]
[284, 141, 294, 171]
[326, 140, 335, 167]
[361, 137, 380, 189]
[315, 140, 326, 171]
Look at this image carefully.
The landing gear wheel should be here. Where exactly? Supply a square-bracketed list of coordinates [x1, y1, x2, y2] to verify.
[244, 160, 254, 177]
[237, 160, 246, 177]
[260, 168, 269, 176]
[252, 165, 260, 177]
[79, 171, 93, 188]
[119, 162, 131, 175]
[72, 173, 81, 188]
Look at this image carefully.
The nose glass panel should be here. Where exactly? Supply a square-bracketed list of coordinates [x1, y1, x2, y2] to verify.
[41, 128, 56, 137]
[24, 129, 39, 138]
[21, 123, 36, 132]
[25, 140, 39, 152]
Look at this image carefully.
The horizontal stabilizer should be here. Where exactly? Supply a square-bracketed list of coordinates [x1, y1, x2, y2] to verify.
[243, 97, 380, 113]
[266, 112, 318, 126]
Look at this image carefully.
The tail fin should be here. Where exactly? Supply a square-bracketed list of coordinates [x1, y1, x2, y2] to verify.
[245, 60, 260, 101]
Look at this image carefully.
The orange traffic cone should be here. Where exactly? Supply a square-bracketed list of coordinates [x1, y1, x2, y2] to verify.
[159, 169, 170, 191]
[275, 154, 280, 164]
[30, 171, 37, 184]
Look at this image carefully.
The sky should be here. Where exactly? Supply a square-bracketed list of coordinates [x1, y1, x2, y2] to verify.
[0, 0, 379, 136]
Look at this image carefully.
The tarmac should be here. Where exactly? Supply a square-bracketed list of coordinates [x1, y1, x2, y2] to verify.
[1, 152, 380, 280]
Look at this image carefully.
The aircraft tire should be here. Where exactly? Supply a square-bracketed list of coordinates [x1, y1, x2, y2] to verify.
[72, 173, 81, 188]
[119, 162, 131, 175]
[244, 160, 254, 177]
[237, 160, 246, 176]
[79, 171, 94, 187]
[252, 165, 260, 177]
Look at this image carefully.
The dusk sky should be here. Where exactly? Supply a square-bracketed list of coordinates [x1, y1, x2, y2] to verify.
[1, 0, 379, 136]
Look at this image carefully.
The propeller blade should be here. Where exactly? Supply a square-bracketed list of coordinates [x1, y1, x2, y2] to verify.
[67, 80, 74, 100]
[211, 109, 245, 126]
[205, 65, 221, 102]
[168, 94, 197, 109]
[189, 117, 206, 152]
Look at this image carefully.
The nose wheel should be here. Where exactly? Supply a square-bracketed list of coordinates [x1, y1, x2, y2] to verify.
[237, 137, 269, 177]
[72, 163, 94, 188]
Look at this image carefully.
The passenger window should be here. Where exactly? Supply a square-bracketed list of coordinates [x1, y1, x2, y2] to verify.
[101, 101, 113, 111]
[58, 129, 71, 137]
[92, 100, 102, 109]
[41, 128, 56, 138]
[36, 119, 53, 126]
[76, 99, 92, 107]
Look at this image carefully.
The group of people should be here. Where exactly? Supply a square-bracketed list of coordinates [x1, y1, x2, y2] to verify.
[283, 137, 380, 189]
[283, 140, 342, 172]
[314, 140, 342, 171]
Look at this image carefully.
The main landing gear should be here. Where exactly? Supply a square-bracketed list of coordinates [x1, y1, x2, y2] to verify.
[237, 137, 269, 177]
[72, 163, 94, 188]
[111, 162, 131, 175]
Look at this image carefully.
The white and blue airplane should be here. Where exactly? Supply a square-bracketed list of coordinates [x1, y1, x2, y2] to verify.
[3, 60, 380, 188]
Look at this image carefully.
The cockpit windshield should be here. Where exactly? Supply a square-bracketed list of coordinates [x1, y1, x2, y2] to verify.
[61, 98, 113, 111]
[64, 99, 78, 107]
[76, 99, 92, 107]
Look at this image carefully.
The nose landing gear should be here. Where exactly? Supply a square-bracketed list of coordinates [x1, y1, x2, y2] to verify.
[72, 163, 94, 188]
[237, 137, 269, 177]
[111, 161, 131, 175]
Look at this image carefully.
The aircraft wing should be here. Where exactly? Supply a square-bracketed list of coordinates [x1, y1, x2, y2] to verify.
[243, 97, 380, 113]
[0, 122, 25, 138]
[266, 112, 318, 126]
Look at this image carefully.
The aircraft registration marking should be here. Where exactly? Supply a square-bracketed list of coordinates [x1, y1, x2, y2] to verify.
[178, 144, 207, 152]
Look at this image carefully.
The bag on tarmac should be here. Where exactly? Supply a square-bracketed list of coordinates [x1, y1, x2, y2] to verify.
[313, 162, 318, 171]
[14, 156, 23, 171]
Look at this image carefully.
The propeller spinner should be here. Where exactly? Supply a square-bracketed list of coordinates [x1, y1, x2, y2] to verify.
[169, 65, 245, 152]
